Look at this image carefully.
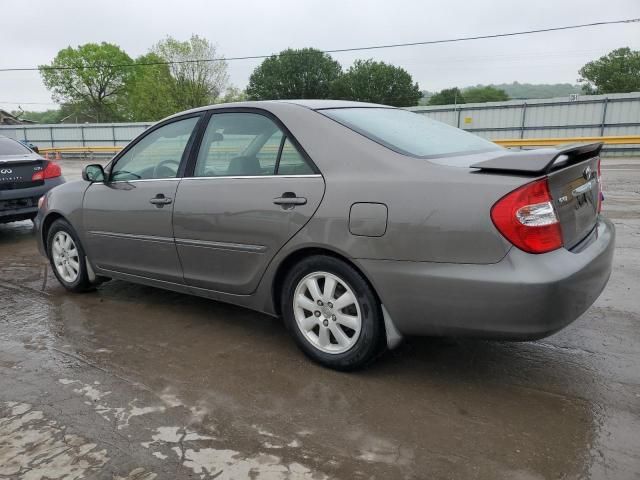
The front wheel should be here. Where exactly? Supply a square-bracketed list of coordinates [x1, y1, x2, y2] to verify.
[47, 219, 94, 293]
[281, 255, 386, 370]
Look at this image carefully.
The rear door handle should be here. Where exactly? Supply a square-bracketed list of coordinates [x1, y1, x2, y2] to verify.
[273, 194, 307, 206]
[149, 194, 173, 206]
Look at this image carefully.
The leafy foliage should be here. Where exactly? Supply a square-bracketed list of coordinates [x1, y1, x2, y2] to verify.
[428, 87, 465, 105]
[579, 47, 640, 94]
[39, 43, 134, 122]
[463, 86, 509, 103]
[246, 48, 342, 100]
[152, 35, 230, 110]
[331, 60, 421, 107]
[126, 53, 177, 121]
[479, 82, 580, 99]
[11, 109, 63, 123]
[216, 87, 248, 104]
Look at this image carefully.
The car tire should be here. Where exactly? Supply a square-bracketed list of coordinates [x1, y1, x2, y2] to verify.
[281, 255, 386, 371]
[46, 218, 94, 293]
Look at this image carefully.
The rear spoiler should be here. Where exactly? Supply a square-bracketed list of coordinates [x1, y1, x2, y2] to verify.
[470, 143, 603, 175]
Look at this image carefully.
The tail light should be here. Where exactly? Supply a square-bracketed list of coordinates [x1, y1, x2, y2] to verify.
[491, 178, 563, 254]
[32, 161, 62, 181]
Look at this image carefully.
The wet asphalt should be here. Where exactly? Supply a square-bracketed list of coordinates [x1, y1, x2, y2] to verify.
[0, 158, 638, 480]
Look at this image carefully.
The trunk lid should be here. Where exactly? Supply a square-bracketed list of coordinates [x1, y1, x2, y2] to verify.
[470, 143, 602, 250]
[547, 156, 600, 249]
[0, 155, 46, 191]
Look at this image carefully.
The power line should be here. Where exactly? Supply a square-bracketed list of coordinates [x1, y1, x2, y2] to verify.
[0, 101, 57, 105]
[0, 18, 638, 73]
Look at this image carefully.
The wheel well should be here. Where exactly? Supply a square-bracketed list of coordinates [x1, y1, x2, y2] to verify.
[271, 247, 381, 316]
[40, 212, 65, 254]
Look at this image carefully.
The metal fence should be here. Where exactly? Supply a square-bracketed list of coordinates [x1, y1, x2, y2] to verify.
[408, 92, 640, 155]
[1, 92, 639, 155]
[0, 122, 152, 149]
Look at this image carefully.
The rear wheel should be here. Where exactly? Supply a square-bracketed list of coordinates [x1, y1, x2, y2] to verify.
[47, 219, 94, 292]
[281, 255, 385, 370]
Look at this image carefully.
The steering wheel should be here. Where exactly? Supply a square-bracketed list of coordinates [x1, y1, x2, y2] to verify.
[153, 159, 180, 179]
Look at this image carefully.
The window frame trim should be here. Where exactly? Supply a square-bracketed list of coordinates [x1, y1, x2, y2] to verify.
[106, 112, 205, 183]
[183, 107, 320, 179]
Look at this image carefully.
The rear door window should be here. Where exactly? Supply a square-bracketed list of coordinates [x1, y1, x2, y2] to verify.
[276, 138, 314, 175]
[195, 113, 282, 177]
[194, 112, 315, 177]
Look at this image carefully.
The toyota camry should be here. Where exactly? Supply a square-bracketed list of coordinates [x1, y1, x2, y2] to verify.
[35, 100, 615, 370]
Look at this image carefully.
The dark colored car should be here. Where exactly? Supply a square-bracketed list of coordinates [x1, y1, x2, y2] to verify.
[0, 135, 64, 223]
[34, 101, 615, 370]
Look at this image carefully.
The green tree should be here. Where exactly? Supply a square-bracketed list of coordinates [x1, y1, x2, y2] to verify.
[127, 53, 177, 121]
[428, 87, 465, 105]
[11, 109, 63, 123]
[246, 48, 342, 100]
[39, 42, 134, 122]
[579, 47, 640, 94]
[216, 86, 248, 104]
[479, 82, 580, 99]
[152, 35, 229, 110]
[463, 86, 509, 103]
[331, 59, 421, 107]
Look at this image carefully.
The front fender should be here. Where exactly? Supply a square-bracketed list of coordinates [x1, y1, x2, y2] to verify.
[35, 180, 90, 256]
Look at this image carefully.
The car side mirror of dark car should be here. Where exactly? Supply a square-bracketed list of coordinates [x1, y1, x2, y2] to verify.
[82, 164, 105, 183]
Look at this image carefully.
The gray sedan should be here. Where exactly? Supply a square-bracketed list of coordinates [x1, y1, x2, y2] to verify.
[35, 100, 615, 370]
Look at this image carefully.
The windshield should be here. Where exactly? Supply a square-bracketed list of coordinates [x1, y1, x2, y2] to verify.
[321, 107, 502, 158]
[0, 137, 32, 156]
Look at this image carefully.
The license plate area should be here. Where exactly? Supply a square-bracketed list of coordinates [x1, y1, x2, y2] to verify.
[0, 161, 44, 190]
[548, 157, 599, 249]
[0, 196, 39, 211]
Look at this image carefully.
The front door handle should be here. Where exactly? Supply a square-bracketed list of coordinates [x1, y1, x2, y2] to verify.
[149, 194, 173, 206]
[273, 192, 307, 206]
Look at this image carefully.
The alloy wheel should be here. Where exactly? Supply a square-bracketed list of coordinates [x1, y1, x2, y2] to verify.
[293, 271, 362, 354]
[51, 231, 80, 283]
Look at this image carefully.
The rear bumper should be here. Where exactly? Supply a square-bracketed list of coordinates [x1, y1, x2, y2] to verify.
[359, 217, 615, 339]
[0, 177, 64, 223]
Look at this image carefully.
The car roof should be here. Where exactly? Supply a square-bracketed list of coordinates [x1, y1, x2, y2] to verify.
[168, 99, 394, 121]
[272, 99, 393, 110]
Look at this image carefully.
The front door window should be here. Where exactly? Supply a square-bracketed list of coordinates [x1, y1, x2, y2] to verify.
[111, 116, 199, 181]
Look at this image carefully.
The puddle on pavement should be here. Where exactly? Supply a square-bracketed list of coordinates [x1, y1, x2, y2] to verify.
[1, 172, 639, 478]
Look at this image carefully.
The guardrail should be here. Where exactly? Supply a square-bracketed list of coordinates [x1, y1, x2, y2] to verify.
[37, 135, 640, 159]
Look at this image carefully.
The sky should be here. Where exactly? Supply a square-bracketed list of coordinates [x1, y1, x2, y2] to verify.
[1, 0, 639, 112]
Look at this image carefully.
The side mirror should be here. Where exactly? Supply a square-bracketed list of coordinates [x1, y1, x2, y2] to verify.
[82, 164, 105, 183]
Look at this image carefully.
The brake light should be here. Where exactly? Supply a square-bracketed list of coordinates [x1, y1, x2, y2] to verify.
[32, 161, 62, 181]
[491, 178, 563, 254]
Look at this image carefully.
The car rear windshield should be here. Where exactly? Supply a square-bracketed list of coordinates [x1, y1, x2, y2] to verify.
[0, 137, 31, 156]
[321, 107, 502, 158]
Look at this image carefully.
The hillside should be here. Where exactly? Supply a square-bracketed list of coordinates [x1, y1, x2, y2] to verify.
[467, 82, 581, 100]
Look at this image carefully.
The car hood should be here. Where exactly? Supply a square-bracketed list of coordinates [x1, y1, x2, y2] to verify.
[0, 152, 43, 163]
